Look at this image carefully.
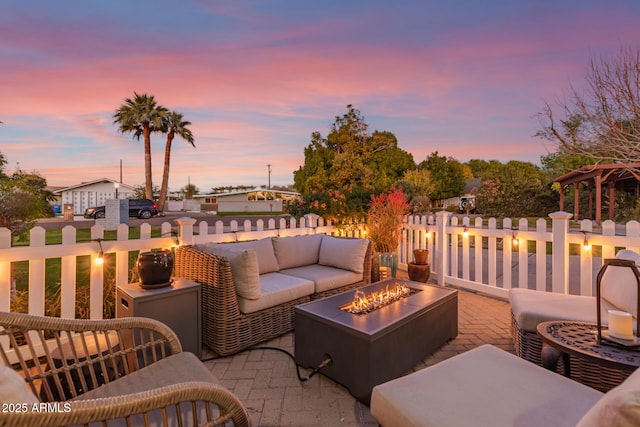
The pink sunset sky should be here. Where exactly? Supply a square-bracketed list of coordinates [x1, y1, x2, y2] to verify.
[2, 1, 640, 193]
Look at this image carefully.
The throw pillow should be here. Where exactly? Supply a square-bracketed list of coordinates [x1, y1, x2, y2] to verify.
[232, 238, 280, 274]
[0, 365, 39, 405]
[576, 365, 640, 427]
[272, 234, 323, 269]
[318, 235, 369, 274]
[197, 244, 260, 299]
[600, 249, 640, 319]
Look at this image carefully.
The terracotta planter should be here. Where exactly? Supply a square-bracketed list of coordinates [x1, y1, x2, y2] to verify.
[137, 250, 174, 289]
[408, 262, 431, 283]
[413, 249, 429, 265]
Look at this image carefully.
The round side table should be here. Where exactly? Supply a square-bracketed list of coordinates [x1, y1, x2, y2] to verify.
[537, 321, 640, 391]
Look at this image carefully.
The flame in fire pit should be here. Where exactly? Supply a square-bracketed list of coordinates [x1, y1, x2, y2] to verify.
[340, 282, 418, 315]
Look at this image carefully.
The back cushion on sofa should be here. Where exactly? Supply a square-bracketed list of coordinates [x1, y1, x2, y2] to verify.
[318, 235, 369, 274]
[272, 234, 323, 269]
[229, 237, 280, 274]
[600, 249, 640, 319]
[196, 243, 261, 300]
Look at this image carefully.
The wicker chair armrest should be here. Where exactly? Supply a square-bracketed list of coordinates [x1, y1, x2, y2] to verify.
[0, 311, 184, 401]
[2, 381, 251, 427]
[174, 245, 240, 310]
[0, 311, 183, 354]
[174, 246, 234, 288]
[362, 239, 372, 283]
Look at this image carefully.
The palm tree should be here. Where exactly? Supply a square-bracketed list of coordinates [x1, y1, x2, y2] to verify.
[113, 93, 167, 200]
[157, 112, 195, 212]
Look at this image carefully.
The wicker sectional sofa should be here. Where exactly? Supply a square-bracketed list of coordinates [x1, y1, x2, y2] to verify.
[175, 234, 371, 356]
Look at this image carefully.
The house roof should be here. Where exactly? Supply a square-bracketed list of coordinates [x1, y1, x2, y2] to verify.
[193, 188, 300, 198]
[553, 163, 640, 187]
[52, 178, 137, 194]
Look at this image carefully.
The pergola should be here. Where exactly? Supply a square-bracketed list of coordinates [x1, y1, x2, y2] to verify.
[554, 163, 640, 223]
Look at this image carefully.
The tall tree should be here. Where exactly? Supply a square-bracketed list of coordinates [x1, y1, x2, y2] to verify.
[418, 152, 466, 200]
[474, 160, 556, 217]
[113, 92, 167, 200]
[536, 45, 640, 165]
[293, 105, 414, 224]
[157, 112, 195, 212]
[368, 131, 415, 190]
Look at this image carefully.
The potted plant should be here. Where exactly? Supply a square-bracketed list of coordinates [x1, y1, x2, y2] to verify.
[366, 188, 410, 279]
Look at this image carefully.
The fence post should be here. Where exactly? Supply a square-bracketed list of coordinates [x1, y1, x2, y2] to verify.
[176, 217, 197, 246]
[550, 211, 572, 294]
[435, 211, 450, 286]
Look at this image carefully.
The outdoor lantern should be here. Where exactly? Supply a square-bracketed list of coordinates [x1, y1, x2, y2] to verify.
[596, 258, 640, 343]
[582, 231, 591, 251]
[94, 238, 105, 265]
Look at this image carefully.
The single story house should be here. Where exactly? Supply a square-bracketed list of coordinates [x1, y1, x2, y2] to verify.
[52, 178, 137, 215]
[193, 188, 300, 213]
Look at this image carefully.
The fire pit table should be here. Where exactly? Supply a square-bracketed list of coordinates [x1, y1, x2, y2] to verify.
[294, 278, 458, 404]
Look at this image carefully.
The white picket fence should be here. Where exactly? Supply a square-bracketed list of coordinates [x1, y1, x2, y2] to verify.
[0, 216, 333, 320]
[2, 211, 640, 321]
[400, 211, 640, 299]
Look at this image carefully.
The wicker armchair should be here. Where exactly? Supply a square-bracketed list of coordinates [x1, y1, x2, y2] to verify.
[0, 311, 250, 427]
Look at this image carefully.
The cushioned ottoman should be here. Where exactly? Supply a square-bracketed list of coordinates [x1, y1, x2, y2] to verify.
[370, 344, 603, 427]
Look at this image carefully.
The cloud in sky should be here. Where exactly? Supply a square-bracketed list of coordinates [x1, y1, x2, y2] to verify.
[2, 0, 640, 192]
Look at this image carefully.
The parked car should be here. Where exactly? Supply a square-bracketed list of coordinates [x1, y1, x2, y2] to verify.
[84, 199, 159, 219]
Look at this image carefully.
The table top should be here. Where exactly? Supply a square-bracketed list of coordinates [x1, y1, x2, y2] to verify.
[117, 277, 200, 297]
[295, 279, 457, 336]
[536, 321, 640, 372]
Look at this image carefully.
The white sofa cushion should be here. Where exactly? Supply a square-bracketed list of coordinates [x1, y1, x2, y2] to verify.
[231, 238, 280, 274]
[237, 273, 314, 314]
[280, 264, 363, 293]
[0, 365, 39, 405]
[371, 344, 603, 427]
[509, 288, 598, 332]
[196, 243, 260, 300]
[318, 235, 369, 274]
[272, 234, 323, 269]
[577, 363, 640, 427]
[600, 249, 640, 320]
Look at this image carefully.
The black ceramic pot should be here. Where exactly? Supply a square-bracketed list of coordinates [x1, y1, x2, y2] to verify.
[137, 250, 174, 289]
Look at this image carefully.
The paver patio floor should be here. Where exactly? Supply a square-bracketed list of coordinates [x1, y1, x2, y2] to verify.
[202, 274, 515, 426]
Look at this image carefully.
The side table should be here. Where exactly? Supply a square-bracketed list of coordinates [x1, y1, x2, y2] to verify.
[41, 331, 123, 401]
[537, 321, 640, 392]
[116, 277, 201, 358]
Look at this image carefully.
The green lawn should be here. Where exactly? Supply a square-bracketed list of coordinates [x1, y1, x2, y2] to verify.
[10, 226, 164, 318]
[216, 211, 286, 216]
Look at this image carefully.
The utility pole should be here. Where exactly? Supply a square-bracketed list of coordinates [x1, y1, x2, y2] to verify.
[267, 164, 272, 189]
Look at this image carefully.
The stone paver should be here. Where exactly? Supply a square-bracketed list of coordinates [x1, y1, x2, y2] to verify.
[202, 275, 514, 426]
